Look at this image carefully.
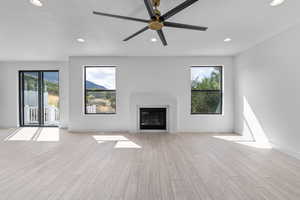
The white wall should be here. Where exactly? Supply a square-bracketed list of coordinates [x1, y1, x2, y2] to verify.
[234, 23, 300, 158]
[0, 56, 234, 132]
[0, 61, 69, 128]
[69, 56, 234, 132]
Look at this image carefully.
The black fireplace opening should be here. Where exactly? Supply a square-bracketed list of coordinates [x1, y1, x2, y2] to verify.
[140, 108, 167, 130]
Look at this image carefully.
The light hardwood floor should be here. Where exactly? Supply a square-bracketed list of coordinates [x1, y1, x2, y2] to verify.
[0, 128, 300, 200]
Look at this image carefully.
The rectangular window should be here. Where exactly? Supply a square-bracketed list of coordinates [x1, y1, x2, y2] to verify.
[191, 66, 222, 114]
[84, 66, 116, 114]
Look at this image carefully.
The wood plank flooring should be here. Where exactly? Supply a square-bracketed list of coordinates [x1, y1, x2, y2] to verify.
[0, 128, 300, 200]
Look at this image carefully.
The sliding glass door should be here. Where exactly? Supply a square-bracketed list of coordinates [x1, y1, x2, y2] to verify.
[19, 71, 59, 127]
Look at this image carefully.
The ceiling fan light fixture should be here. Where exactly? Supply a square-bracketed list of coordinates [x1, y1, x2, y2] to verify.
[224, 38, 232, 42]
[270, 0, 285, 7]
[30, 0, 43, 7]
[76, 38, 85, 43]
[150, 38, 158, 42]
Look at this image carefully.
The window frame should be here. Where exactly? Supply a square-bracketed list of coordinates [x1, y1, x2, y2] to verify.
[84, 66, 117, 115]
[190, 66, 223, 115]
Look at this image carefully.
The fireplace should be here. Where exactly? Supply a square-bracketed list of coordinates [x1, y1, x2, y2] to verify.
[139, 107, 167, 130]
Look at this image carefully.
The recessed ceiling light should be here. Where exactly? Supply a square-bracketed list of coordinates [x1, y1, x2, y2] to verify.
[270, 0, 285, 6]
[30, 0, 43, 7]
[76, 38, 85, 43]
[150, 38, 158, 42]
[224, 38, 232, 42]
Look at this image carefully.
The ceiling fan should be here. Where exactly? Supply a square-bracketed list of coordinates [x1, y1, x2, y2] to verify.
[93, 0, 207, 46]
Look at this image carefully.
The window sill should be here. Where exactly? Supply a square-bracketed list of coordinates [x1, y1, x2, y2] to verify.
[191, 113, 223, 116]
[84, 113, 117, 115]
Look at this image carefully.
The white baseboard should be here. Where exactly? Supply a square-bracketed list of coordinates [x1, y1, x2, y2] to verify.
[67, 128, 129, 133]
[177, 129, 235, 133]
[0, 126, 18, 129]
[271, 143, 300, 160]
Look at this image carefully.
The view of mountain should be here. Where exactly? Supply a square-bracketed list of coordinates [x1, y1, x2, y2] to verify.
[85, 81, 107, 89]
[44, 72, 59, 83]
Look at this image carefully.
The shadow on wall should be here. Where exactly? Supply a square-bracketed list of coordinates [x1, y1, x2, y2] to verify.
[215, 96, 271, 149]
[4, 127, 60, 142]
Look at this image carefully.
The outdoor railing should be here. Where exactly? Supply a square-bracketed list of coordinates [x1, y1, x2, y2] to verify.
[86, 105, 97, 113]
[24, 105, 59, 124]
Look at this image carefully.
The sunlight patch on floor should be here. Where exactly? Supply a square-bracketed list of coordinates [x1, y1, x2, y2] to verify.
[5, 127, 38, 141]
[92, 135, 142, 149]
[213, 135, 272, 149]
[35, 128, 60, 142]
[114, 141, 142, 149]
[5, 127, 60, 142]
[92, 135, 128, 141]
[236, 141, 272, 149]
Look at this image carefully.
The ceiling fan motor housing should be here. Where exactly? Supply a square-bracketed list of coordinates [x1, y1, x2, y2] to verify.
[148, 20, 164, 30]
[149, 0, 163, 30]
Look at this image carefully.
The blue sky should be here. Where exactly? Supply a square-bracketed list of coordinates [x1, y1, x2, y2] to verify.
[86, 67, 116, 89]
[191, 67, 216, 82]
[86, 67, 216, 89]
[44, 72, 59, 83]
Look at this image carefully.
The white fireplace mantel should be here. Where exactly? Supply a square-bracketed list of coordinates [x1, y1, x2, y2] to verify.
[129, 92, 178, 133]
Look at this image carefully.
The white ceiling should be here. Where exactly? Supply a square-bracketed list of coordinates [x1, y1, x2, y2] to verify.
[0, 0, 300, 60]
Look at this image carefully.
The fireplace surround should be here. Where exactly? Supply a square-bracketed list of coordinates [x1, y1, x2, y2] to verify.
[130, 93, 176, 133]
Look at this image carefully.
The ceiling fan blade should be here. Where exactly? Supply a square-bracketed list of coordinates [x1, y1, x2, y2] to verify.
[160, 0, 198, 21]
[164, 21, 207, 31]
[157, 30, 167, 46]
[144, 0, 156, 19]
[123, 26, 149, 41]
[93, 11, 149, 23]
